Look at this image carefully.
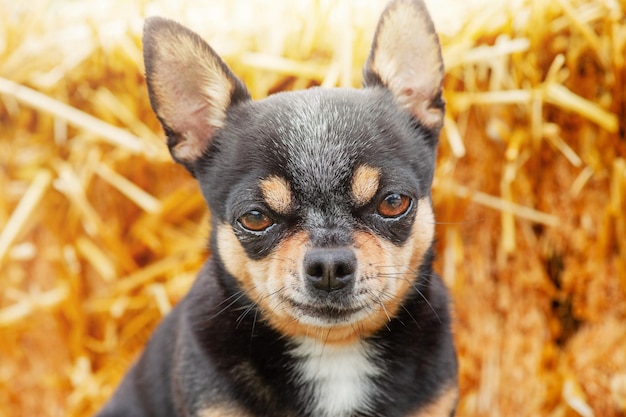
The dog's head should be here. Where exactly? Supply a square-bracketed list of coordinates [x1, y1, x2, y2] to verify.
[143, 0, 444, 344]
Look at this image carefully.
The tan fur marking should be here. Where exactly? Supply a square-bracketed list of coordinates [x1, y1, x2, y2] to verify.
[198, 406, 251, 417]
[368, 0, 444, 129]
[409, 384, 458, 417]
[216, 198, 434, 345]
[260, 176, 293, 214]
[217, 223, 266, 298]
[351, 165, 381, 206]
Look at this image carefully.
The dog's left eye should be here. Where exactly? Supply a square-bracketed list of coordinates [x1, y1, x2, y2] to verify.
[377, 193, 412, 218]
[238, 210, 274, 232]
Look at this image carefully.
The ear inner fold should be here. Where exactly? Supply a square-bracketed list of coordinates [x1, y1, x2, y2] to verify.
[143, 17, 250, 166]
[363, 0, 445, 131]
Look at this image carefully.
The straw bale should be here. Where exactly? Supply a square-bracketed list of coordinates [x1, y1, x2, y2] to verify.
[0, 0, 624, 416]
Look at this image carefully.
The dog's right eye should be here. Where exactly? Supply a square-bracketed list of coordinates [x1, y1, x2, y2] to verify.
[238, 210, 274, 232]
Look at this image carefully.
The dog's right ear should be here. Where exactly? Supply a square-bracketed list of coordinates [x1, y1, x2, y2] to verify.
[143, 17, 250, 172]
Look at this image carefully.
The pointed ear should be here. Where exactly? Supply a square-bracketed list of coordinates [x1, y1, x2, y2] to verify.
[143, 17, 250, 171]
[363, 0, 445, 131]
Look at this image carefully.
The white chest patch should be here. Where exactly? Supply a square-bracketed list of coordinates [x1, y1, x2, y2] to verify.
[290, 337, 382, 417]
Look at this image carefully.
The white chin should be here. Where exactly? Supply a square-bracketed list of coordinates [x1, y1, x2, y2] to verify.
[292, 305, 371, 328]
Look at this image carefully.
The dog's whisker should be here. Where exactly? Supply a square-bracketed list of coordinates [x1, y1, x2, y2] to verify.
[248, 307, 259, 350]
[375, 269, 439, 320]
[235, 303, 258, 327]
[376, 298, 393, 330]
[208, 290, 251, 320]
[214, 288, 250, 309]
[400, 304, 422, 330]
[405, 279, 441, 323]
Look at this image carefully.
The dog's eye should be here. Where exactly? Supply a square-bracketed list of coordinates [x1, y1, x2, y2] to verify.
[377, 193, 411, 218]
[239, 210, 274, 232]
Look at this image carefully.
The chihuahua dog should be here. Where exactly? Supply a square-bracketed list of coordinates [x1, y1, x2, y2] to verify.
[96, 0, 457, 416]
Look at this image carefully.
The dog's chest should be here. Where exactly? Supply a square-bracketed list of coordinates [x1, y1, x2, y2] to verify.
[289, 338, 383, 417]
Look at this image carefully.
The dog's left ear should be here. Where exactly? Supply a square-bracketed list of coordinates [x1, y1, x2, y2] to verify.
[143, 17, 250, 172]
[364, 0, 444, 132]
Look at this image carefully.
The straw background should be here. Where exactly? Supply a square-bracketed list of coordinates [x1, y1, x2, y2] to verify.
[0, 0, 625, 416]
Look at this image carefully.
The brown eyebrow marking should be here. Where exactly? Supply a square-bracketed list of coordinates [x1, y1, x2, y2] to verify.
[199, 406, 252, 417]
[351, 165, 381, 206]
[260, 175, 293, 214]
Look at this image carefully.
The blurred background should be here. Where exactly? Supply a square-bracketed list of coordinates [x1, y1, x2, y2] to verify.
[0, 0, 625, 416]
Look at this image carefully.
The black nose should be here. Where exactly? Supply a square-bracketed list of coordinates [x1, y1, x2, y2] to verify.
[304, 247, 357, 292]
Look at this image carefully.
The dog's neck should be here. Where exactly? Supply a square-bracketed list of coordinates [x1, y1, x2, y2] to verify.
[288, 337, 382, 417]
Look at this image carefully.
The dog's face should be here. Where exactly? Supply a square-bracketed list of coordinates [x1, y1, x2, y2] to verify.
[143, 0, 444, 344]
[207, 88, 439, 344]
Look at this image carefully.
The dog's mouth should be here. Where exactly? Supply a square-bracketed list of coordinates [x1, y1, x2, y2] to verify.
[281, 296, 371, 324]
